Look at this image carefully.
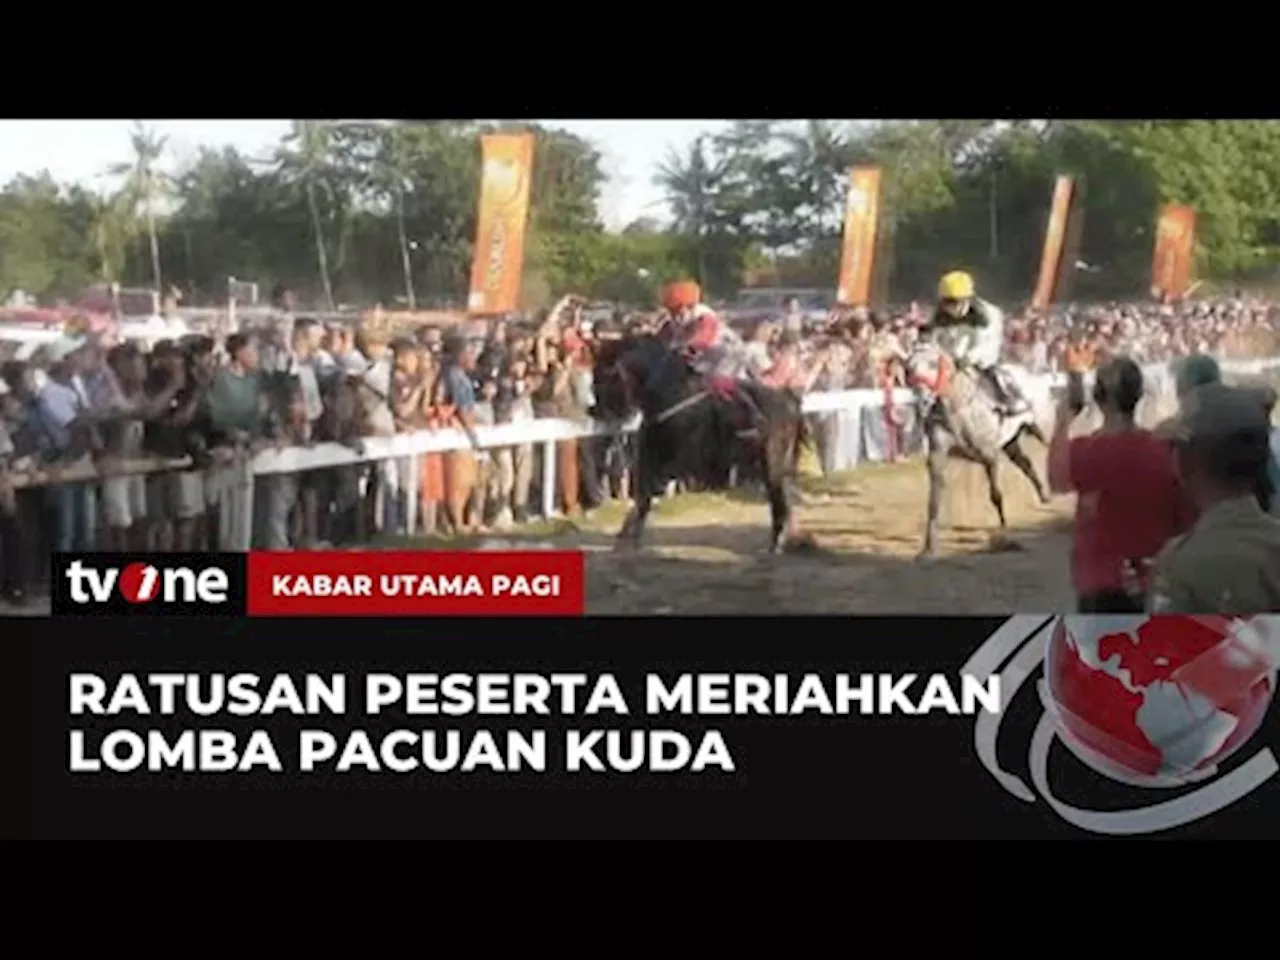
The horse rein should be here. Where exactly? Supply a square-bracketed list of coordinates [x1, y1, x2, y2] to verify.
[611, 356, 710, 425]
[907, 349, 953, 397]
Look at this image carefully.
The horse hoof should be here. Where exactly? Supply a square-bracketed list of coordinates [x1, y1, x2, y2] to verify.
[988, 534, 1024, 553]
[783, 533, 819, 555]
[916, 548, 937, 562]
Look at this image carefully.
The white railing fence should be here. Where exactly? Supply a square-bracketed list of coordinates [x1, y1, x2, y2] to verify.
[11, 357, 1279, 551]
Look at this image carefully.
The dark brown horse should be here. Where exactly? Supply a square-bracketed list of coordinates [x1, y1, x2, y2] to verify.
[592, 334, 808, 553]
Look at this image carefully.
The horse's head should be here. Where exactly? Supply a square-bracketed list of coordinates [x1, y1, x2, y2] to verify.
[591, 333, 673, 420]
[904, 340, 955, 400]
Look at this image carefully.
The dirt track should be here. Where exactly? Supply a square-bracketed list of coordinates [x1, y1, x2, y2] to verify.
[558, 366, 1279, 615]
[490, 452, 1077, 615]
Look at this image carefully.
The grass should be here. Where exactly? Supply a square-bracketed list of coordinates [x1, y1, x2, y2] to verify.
[372, 464, 911, 552]
[375, 516, 580, 550]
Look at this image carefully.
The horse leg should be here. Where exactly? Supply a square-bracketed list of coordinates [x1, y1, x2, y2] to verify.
[1003, 435, 1050, 504]
[983, 457, 1008, 528]
[921, 432, 948, 558]
[616, 473, 656, 550]
[1022, 420, 1050, 446]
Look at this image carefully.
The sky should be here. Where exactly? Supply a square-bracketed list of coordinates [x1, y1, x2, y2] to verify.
[0, 119, 731, 231]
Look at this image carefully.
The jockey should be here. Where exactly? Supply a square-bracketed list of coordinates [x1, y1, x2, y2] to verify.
[661, 281, 749, 393]
[924, 270, 1028, 415]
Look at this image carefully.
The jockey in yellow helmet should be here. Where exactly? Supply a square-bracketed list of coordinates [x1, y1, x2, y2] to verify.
[923, 270, 1027, 414]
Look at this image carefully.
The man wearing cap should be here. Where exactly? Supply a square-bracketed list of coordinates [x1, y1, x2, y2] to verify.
[1149, 383, 1280, 614]
[36, 335, 98, 551]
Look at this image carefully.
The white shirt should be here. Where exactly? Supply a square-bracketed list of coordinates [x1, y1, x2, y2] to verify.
[361, 358, 395, 436]
[743, 341, 772, 375]
[939, 299, 1005, 368]
[294, 361, 324, 423]
[1029, 340, 1048, 373]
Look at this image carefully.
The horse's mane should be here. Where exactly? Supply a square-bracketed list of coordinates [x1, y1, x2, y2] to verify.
[593, 332, 667, 371]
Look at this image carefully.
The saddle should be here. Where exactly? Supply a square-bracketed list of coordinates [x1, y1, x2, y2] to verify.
[958, 361, 1026, 416]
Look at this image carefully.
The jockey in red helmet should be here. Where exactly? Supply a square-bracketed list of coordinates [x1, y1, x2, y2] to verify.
[659, 281, 749, 392]
[660, 281, 718, 349]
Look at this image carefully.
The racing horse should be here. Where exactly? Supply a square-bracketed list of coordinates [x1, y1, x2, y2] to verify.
[592, 333, 809, 554]
[904, 340, 1050, 557]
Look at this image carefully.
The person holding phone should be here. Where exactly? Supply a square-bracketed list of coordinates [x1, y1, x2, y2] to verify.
[1047, 356, 1195, 612]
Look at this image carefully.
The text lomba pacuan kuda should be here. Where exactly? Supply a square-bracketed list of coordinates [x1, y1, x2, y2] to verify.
[67, 672, 1002, 775]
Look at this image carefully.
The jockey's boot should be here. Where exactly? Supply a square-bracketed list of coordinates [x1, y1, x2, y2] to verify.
[984, 367, 1028, 416]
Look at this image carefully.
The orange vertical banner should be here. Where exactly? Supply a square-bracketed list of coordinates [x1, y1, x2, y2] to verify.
[1031, 175, 1075, 310]
[468, 133, 535, 315]
[1151, 204, 1196, 300]
[836, 167, 882, 306]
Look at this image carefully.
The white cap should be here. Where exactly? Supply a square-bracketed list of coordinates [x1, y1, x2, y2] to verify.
[47, 336, 87, 362]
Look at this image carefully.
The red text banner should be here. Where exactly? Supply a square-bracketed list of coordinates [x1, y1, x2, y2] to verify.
[246, 551, 584, 617]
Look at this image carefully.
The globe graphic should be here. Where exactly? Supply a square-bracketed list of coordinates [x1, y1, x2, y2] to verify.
[1043, 615, 1275, 787]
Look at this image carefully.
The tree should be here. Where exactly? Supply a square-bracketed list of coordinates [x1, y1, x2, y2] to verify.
[276, 120, 338, 309]
[9, 120, 1280, 310]
[106, 122, 170, 290]
[0, 174, 101, 297]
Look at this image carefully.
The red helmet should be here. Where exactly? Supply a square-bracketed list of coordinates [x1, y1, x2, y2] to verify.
[662, 281, 701, 311]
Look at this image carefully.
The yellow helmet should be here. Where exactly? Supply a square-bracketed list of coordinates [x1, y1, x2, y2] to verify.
[938, 271, 975, 300]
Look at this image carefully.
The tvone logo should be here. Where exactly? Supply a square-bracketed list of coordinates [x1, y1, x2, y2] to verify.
[965, 615, 1278, 835]
[64, 560, 229, 605]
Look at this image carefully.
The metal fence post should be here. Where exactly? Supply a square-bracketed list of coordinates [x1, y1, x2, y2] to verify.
[405, 453, 420, 536]
[234, 456, 254, 552]
[540, 439, 557, 518]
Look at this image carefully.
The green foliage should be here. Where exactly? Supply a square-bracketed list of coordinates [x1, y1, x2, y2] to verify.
[3, 120, 1280, 307]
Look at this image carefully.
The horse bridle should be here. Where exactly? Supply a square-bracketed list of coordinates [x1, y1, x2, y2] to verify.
[610, 353, 710, 425]
[907, 348, 953, 397]
[611, 358, 640, 413]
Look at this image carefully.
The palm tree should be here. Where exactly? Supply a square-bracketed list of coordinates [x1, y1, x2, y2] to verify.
[88, 191, 133, 283]
[779, 121, 851, 243]
[375, 123, 418, 309]
[277, 120, 336, 310]
[654, 137, 727, 283]
[107, 122, 169, 290]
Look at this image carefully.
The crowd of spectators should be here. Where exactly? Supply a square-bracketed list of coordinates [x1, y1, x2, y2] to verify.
[1, 290, 1278, 608]
[742, 294, 1280, 391]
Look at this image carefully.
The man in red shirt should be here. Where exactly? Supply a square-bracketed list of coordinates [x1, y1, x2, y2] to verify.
[1047, 357, 1195, 612]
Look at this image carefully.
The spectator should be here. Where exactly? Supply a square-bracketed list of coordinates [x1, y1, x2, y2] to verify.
[500, 353, 536, 523]
[743, 321, 774, 377]
[388, 338, 429, 533]
[99, 344, 151, 550]
[1048, 356, 1194, 612]
[0, 375, 27, 605]
[1149, 383, 1280, 613]
[286, 319, 329, 546]
[206, 334, 274, 546]
[438, 336, 481, 534]
[1174, 352, 1222, 401]
[37, 337, 97, 553]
